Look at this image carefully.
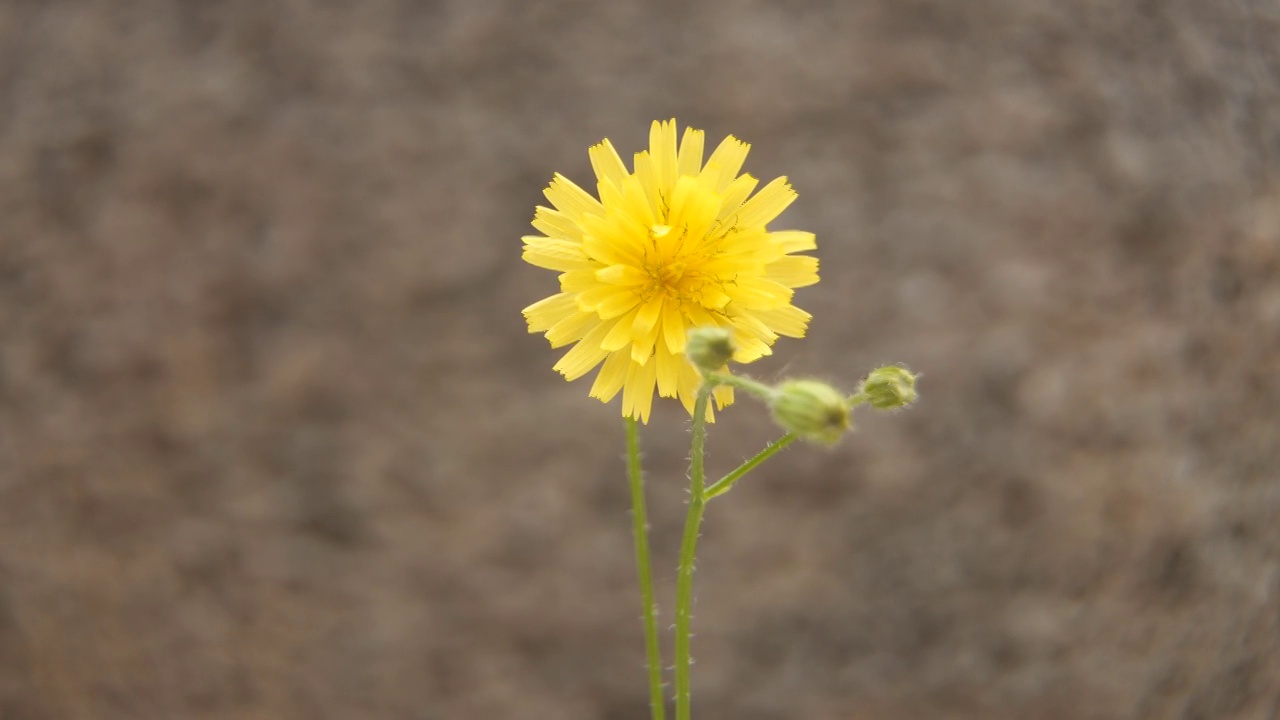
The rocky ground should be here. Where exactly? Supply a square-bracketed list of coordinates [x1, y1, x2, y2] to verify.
[1, 1, 1278, 718]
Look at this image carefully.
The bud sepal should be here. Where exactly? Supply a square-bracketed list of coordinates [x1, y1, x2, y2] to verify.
[685, 327, 737, 375]
[856, 365, 919, 410]
[768, 379, 852, 445]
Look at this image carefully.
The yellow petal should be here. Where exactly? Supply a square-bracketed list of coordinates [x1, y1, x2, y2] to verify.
[589, 139, 629, 189]
[622, 356, 658, 423]
[559, 269, 600, 293]
[575, 284, 628, 313]
[714, 227, 783, 263]
[684, 304, 723, 330]
[725, 276, 794, 309]
[596, 289, 642, 319]
[545, 173, 604, 222]
[649, 119, 679, 200]
[729, 311, 779, 343]
[574, 287, 639, 321]
[705, 135, 751, 193]
[695, 163, 723, 201]
[772, 230, 816, 253]
[751, 305, 811, 338]
[654, 342, 680, 398]
[522, 237, 592, 271]
[602, 305, 643, 351]
[735, 176, 796, 228]
[660, 297, 688, 354]
[553, 322, 613, 380]
[581, 215, 647, 267]
[713, 384, 735, 411]
[531, 207, 584, 242]
[677, 126, 705, 178]
[523, 293, 578, 332]
[589, 351, 630, 402]
[596, 264, 650, 287]
[702, 252, 767, 278]
[630, 324, 659, 366]
[765, 255, 819, 288]
[731, 334, 772, 363]
[631, 294, 664, 339]
[715, 174, 759, 225]
[546, 311, 597, 348]
[620, 174, 658, 228]
[666, 177, 719, 249]
[676, 358, 702, 414]
[633, 151, 663, 220]
[696, 282, 731, 310]
[597, 174, 624, 207]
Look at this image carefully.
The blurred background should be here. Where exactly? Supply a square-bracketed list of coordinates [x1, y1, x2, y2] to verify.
[2, 1, 1278, 718]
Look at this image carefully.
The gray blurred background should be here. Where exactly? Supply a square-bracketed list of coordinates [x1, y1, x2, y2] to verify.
[2, 1, 1279, 718]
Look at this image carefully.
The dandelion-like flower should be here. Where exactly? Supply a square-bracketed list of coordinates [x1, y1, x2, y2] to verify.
[522, 119, 819, 423]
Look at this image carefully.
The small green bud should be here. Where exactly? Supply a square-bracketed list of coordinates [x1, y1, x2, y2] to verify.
[768, 379, 851, 445]
[685, 327, 736, 374]
[860, 365, 918, 410]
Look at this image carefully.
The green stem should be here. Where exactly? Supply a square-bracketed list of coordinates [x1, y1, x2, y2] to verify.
[704, 434, 797, 500]
[674, 384, 712, 720]
[626, 417, 666, 720]
[706, 372, 776, 402]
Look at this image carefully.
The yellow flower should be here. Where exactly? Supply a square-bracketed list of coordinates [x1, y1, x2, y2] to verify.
[522, 119, 819, 423]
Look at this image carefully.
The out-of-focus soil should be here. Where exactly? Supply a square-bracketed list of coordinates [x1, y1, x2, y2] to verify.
[1, 1, 1278, 718]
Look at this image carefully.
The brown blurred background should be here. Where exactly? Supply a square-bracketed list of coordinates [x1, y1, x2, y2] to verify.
[2, 1, 1279, 718]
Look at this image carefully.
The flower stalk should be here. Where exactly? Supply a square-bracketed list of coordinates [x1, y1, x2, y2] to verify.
[705, 433, 797, 500]
[625, 417, 666, 720]
[673, 383, 713, 720]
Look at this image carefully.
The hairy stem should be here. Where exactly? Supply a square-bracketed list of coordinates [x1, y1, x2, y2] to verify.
[626, 417, 667, 720]
[705, 434, 797, 500]
[674, 384, 713, 720]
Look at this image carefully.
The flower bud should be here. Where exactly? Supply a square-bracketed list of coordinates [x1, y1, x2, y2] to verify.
[768, 379, 851, 445]
[860, 365, 918, 410]
[685, 327, 736, 374]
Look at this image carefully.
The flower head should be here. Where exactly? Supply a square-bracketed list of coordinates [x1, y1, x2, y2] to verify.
[768, 379, 851, 445]
[522, 120, 819, 423]
[859, 365, 919, 410]
[685, 327, 737, 375]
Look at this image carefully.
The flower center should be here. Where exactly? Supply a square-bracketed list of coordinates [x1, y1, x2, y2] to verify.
[645, 224, 695, 298]
[639, 217, 730, 310]
[658, 261, 686, 287]
[644, 258, 690, 300]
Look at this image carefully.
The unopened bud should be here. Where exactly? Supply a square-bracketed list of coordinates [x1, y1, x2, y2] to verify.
[768, 379, 851, 445]
[685, 327, 736, 374]
[860, 365, 918, 410]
